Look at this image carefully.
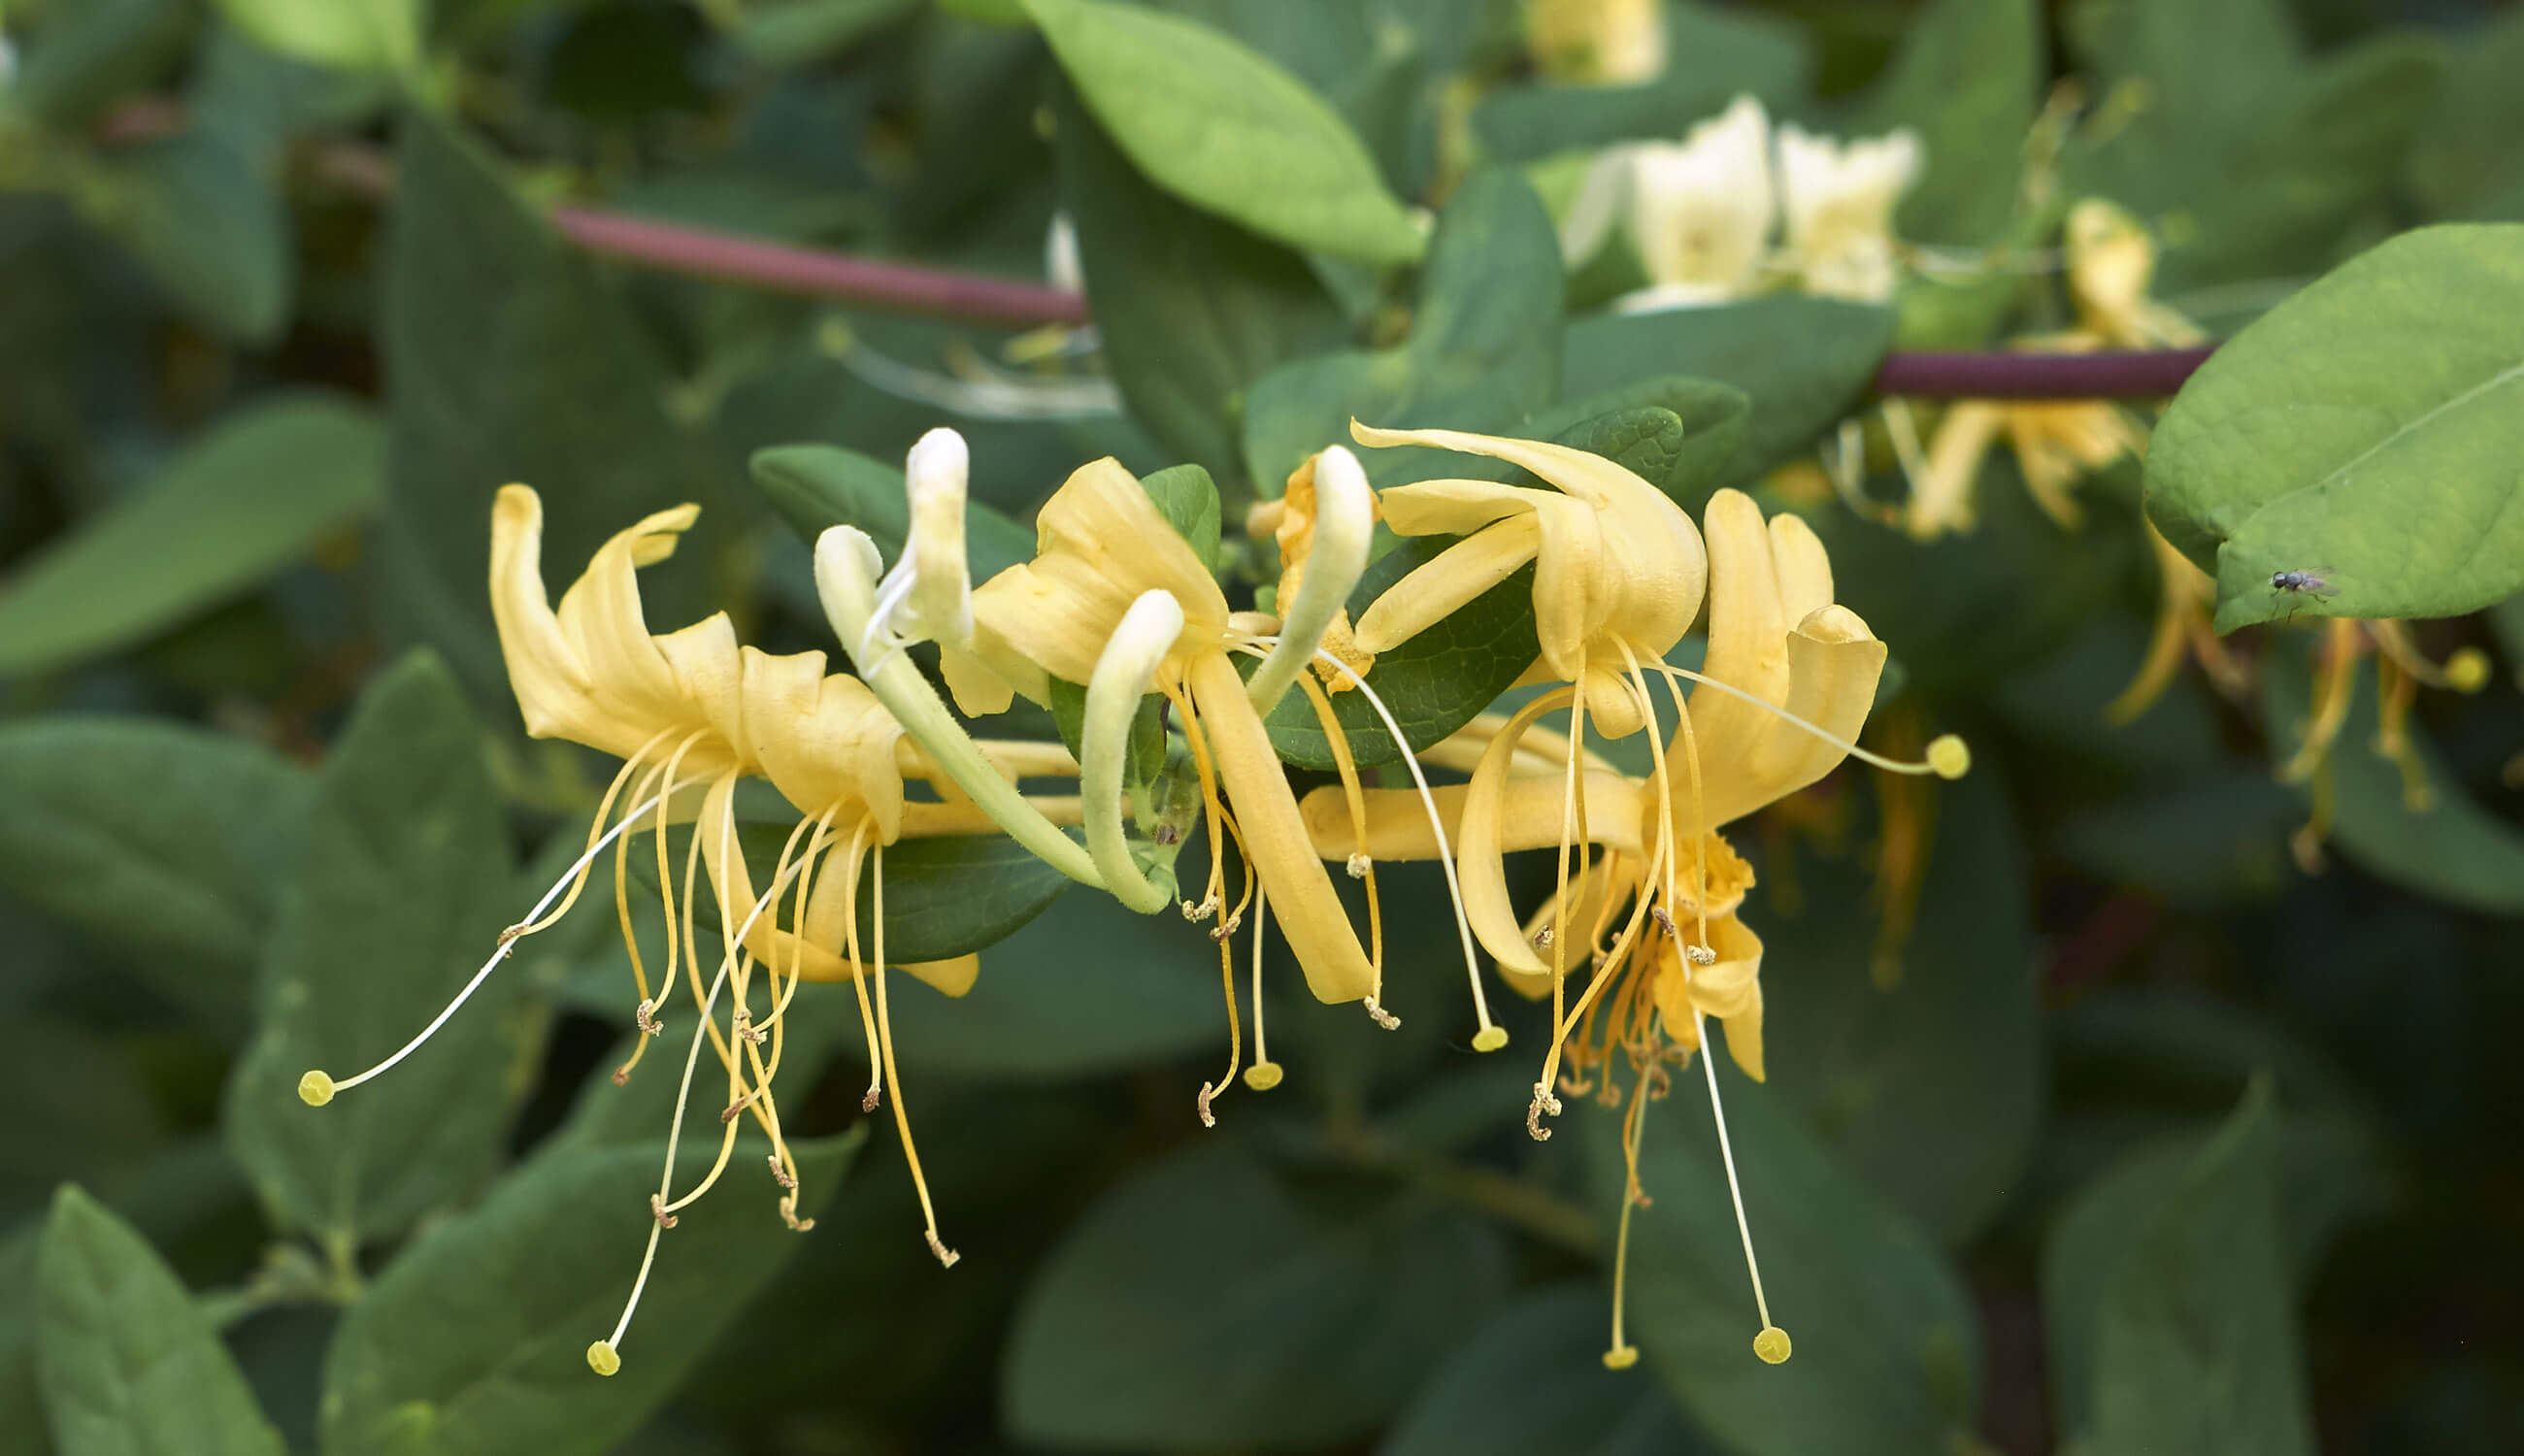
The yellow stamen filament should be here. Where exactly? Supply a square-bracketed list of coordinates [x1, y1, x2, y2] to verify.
[2279, 618, 2364, 784]
[868, 844, 958, 1267]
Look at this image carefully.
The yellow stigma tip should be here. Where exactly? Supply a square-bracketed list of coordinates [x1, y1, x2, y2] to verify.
[1602, 1345, 1640, 1371]
[2446, 648, 2491, 694]
[1471, 1025, 1509, 1053]
[1753, 1326, 1792, 1364]
[297, 1071, 336, 1107]
[586, 1341, 620, 1376]
[1926, 735, 1971, 779]
[1243, 1061, 1284, 1092]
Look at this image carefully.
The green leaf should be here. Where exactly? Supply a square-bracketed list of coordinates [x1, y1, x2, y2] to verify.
[2260, 643, 2524, 915]
[1515, 376, 1750, 509]
[0, 0, 196, 129]
[1853, 0, 2037, 246]
[320, 1134, 858, 1456]
[1562, 297, 1895, 490]
[633, 822, 1075, 963]
[1264, 538, 1540, 771]
[0, 395, 381, 678]
[1019, 0, 1426, 266]
[729, 0, 919, 66]
[0, 719, 314, 1038]
[375, 108, 722, 706]
[73, 128, 294, 343]
[1471, 4, 1810, 162]
[2042, 1080, 2314, 1456]
[1244, 168, 1564, 492]
[1138, 462, 1224, 573]
[1050, 79, 1347, 478]
[2144, 225, 2524, 631]
[1004, 1140, 1507, 1449]
[224, 650, 526, 1244]
[1760, 770, 2042, 1246]
[0, 1232, 48, 1456]
[1581, 1070, 1980, 1456]
[749, 443, 1036, 588]
[35, 1186, 283, 1456]
[1377, 1286, 1718, 1456]
[211, 0, 424, 72]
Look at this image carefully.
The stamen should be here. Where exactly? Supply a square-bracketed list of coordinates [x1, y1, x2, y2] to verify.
[1307, 648, 1505, 1052]
[1199, 891, 1245, 1127]
[1363, 998, 1402, 1031]
[307, 784, 678, 1103]
[1695, 1009, 1788, 1364]
[869, 843, 958, 1267]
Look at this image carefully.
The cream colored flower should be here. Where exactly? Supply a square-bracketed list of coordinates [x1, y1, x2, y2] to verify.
[1776, 122, 1921, 303]
[1563, 94, 1776, 309]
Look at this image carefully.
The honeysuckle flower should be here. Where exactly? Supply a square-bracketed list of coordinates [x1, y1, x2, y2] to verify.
[1525, 0, 1667, 84]
[302, 485, 1093, 1378]
[2277, 616, 2490, 873]
[1775, 122, 1921, 303]
[858, 428, 976, 675]
[2105, 520, 2251, 724]
[2062, 199, 2203, 349]
[1302, 485, 1968, 1368]
[1562, 94, 1775, 311]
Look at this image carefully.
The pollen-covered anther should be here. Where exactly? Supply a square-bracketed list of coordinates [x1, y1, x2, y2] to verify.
[779, 1197, 814, 1233]
[1210, 910, 1245, 943]
[926, 1232, 961, 1268]
[1651, 906, 1677, 939]
[1526, 1082, 1564, 1141]
[1179, 893, 1219, 923]
[649, 1194, 677, 1230]
[634, 998, 663, 1037]
[1685, 943, 1717, 967]
[861, 1086, 881, 1113]
[732, 1009, 765, 1044]
[1196, 1081, 1219, 1128]
[768, 1154, 797, 1190]
[1533, 927, 1555, 949]
[1364, 998, 1401, 1031]
[496, 923, 527, 949]
[719, 1102, 743, 1124]
[1346, 852, 1372, 879]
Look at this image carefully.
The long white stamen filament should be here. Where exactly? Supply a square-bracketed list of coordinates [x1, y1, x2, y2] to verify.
[597, 847, 805, 1368]
[1696, 1009, 1788, 1363]
[315, 787, 680, 1101]
[1081, 590, 1186, 914]
[1245, 445, 1372, 716]
[814, 525, 1110, 889]
[1305, 646, 1502, 1051]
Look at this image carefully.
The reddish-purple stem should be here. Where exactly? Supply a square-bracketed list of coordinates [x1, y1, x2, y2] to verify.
[1872, 347, 2216, 399]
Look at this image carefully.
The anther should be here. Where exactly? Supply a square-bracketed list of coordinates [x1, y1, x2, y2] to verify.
[610, 1067, 630, 1086]
[719, 1102, 743, 1124]
[1154, 823, 1181, 845]
[1651, 906, 1677, 939]
[732, 1009, 765, 1044]
[1196, 1082, 1219, 1128]
[635, 999, 663, 1037]
[779, 1197, 814, 1233]
[1364, 998, 1401, 1031]
[926, 1232, 961, 1268]
[1526, 1082, 1563, 1141]
[497, 924, 527, 949]
[1686, 943, 1717, 967]
[1180, 894, 1219, 922]
[861, 1085, 882, 1113]
[1533, 927, 1555, 949]
[649, 1194, 677, 1230]
[768, 1155, 797, 1190]
[1345, 852, 1371, 879]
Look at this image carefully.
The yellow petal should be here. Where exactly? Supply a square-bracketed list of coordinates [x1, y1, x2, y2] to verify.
[974, 458, 1228, 686]
[487, 485, 606, 745]
[1908, 402, 2005, 539]
[1687, 490, 1794, 786]
[1353, 514, 1543, 654]
[1372, 478, 1545, 537]
[550, 500, 704, 736]
[1187, 651, 1375, 1004]
[654, 614, 747, 762]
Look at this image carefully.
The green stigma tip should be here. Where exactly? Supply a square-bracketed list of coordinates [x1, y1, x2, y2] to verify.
[1753, 1326, 1792, 1364]
[297, 1071, 336, 1108]
[1927, 735, 1971, 780]
[2445, 648, 2491, 694]
[1602, 1345, 1640, 1371]
[1471, 1025, 1509, 1053]
[1243, 1061, 1284, 1092]
[586, 1342, 620, 1376]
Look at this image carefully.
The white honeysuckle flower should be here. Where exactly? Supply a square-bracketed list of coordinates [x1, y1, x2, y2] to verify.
[1776, 123, 1922, 304]
[1561, 94, 1777, 312]
[859, 428, 975, 672]
[1045, 213, 1083, 296]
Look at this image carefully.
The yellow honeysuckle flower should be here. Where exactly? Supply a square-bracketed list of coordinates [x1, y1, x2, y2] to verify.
[304, 484, 1091, 1377]
[1525, 0, 1667, 85]
[1302, 484, 1967, 1369]
[2277, 615, 2491, 874]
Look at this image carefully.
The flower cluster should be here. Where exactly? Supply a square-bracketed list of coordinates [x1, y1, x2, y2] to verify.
[294, 420, 1966, 1375]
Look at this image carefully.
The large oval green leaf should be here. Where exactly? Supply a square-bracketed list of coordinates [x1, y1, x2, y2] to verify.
[2145, 225, 2524, 631]
[1021, 0, 1426, 266]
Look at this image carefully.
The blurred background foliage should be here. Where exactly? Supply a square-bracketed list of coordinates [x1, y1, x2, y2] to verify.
[2, 1, 2522, 1454]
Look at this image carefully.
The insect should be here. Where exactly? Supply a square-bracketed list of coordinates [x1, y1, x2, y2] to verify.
[2268, 569, 2338, 621]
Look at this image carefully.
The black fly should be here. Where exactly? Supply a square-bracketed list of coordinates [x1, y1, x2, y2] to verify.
[2269, 569, 2337, 622]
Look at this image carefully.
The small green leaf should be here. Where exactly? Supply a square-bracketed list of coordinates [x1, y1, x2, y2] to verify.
[212, 0, 424, 73]
[2260, 643, 2524, 914]
[2042, 1080, 2315, 1456]
[1582, 1070, 1980, 1456]
[633, 822, 1074, 963]
[1377, 1286, 1717, 1456]
[1562, 297, 1895, 489]
[0, 396, 381, 678]
[1853, 0, 2037, 245]
[1264, 539, 1540, 771]
[1244, 168, 1564, 491]
[1050, 80, 1347, 477]
[36, 1186, 283, 1456]
[749, 443, 1036, 587]
[224, 650, 525, 1244]
[1004, 1140, 1507, 1449]
[73, 128, 294, 343]
[320, 1134, 859, 1456]
[376, 109, 723, 706]
[2145, 225, 2524, 631]
[0, 720, 314, 1039]
[1136, 461, 1223, 572]
[1020, 0, 1426, 266]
